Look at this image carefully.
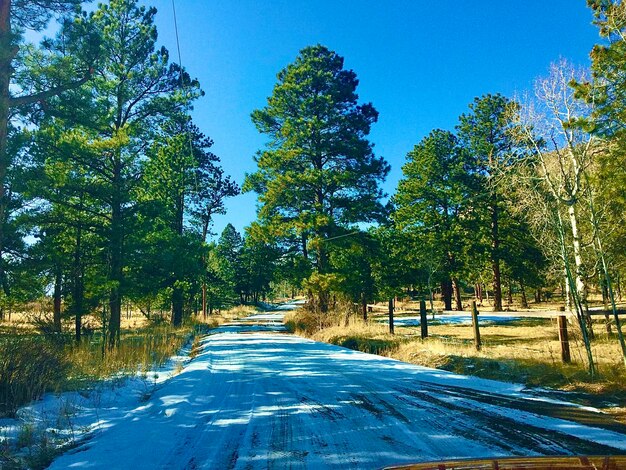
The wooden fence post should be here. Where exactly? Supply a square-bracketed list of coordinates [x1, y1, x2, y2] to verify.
[471, 300, 481, 351]
[420, 299, 428, 339]
[558, 315, 571, 363]
[388, 298, 394, 335]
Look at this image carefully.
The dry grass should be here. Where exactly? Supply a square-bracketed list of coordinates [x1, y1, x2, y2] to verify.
[221, 304, 260, 319]
[372, 293, 621, 315]
[285, 308, 404, 355]
[312, 320, 402, 356]
[0, 300, 256, 410]
[394, 323, 626, 394]
[0, 307, 234, 418]
[285, 308, 626, 398]
[64, 325, 193, 385]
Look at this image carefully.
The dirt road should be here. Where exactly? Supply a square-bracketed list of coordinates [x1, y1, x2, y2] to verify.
[49, 307, 626, 469]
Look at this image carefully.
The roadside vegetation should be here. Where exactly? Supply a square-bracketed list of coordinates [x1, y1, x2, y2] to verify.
[285, 300, 626, 423]
[0, 304, 249, 469]
[244, 1, 626, 384]
[0, 313, 220, 418]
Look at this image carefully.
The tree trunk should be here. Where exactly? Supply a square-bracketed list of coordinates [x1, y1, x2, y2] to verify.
[564, 268, 572, 312]
[601, 275, 612, 336]
[172, 190, 185, 326]
[490, 199, 503, 312]
[520, 280, 528, 309]
[604, 313, 613, 336]
[53, 265, 62, 333]
[316, 238, 330, 313]
[301, 232, 308, 260]
[200, 213, 211, 319]
[475, 283, 483, 303]
[361, 292, 367, 321]
[452, 278, 462, 311]
[73, 194, 84, 343]
[318, 291, 329, 314]
[171, 285, 183, 326]
[555, 206, 595, 376]
[441, 279, 452, 311]
[74, 278, 83, 343]
[568, 204, 593, 339]
[202, 283, 207, 318]
[0, 1, 15, 291]
[107, 164, 123, 350]
[585, 175, 626, 365]
[492, 260, 502, 310]
[388, 297, 394, 335]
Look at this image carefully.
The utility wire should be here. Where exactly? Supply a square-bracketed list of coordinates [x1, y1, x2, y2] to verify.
[323, 231, 362, 242]
[171, 0, 199, 199]
[171, 0, 184, 81]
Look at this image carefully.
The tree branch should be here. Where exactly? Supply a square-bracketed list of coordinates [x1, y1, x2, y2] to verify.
[8, 70, 92, 108]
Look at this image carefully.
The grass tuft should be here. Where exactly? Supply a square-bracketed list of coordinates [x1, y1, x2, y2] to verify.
[0, 337, 68, 417]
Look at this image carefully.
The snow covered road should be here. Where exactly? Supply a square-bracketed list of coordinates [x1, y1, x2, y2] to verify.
[50, 309, 626, 469]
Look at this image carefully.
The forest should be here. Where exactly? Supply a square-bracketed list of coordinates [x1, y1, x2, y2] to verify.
[1, 0, 626, 440]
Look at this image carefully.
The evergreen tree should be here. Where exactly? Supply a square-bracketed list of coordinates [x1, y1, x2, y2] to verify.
[331, 231, 380, 319]
[28, 121, 110, 340]
[245, 44, 389, 311]
[185, 123, 239, 317]
[457, 94, 522, 311]
[393, 130, 475, 311]
[142, 117, 196, 326]
[217, 224, 244, 302]
[240, 234, 280, 303]
[0, 0, 97, 318]
[204, 242, 236, 314]
[64, 0, 196, 347]
[140, 116, 237, 324]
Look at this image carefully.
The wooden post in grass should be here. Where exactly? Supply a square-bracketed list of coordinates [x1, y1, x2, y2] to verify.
[471, 300, 481, 351]
[558, 315, 571, 363]
[420, 299, 428, 338]
[388, 298, 394, 335]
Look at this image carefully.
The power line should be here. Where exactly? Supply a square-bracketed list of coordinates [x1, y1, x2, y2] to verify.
[171, 0, 199, 197]
[171, 0, 184, 89]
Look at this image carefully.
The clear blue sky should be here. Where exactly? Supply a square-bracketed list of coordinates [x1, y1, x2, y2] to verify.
[141, 0, 598, 238]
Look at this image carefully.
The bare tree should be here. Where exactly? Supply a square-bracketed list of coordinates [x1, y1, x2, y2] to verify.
[515, 60, 598, 375]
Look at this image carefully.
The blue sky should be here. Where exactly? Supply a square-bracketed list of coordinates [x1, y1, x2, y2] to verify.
[141, 0, 598, 238]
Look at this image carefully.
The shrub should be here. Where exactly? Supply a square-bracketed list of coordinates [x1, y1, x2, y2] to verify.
[0, 337, 68, 417]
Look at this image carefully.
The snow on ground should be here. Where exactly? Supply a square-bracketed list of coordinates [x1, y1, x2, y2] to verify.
[0, 335, 196, 464]
[4, 301, 626, 469]
[384, 314, 522, 327]
[239, 313, 287, 322]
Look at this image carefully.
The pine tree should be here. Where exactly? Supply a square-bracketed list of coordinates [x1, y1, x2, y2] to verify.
[457, 94, 522, 311]
[393, 130, 475, 311]
[245, 45, 389, 311]
[0, 0, 97, 317]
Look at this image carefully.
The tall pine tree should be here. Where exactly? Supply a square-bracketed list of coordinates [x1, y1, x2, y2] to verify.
[245, 45, 389, 312]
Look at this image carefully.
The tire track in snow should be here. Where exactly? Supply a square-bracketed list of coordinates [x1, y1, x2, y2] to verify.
[47, 306, 626, 469]
[396, 385, 621, 455]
